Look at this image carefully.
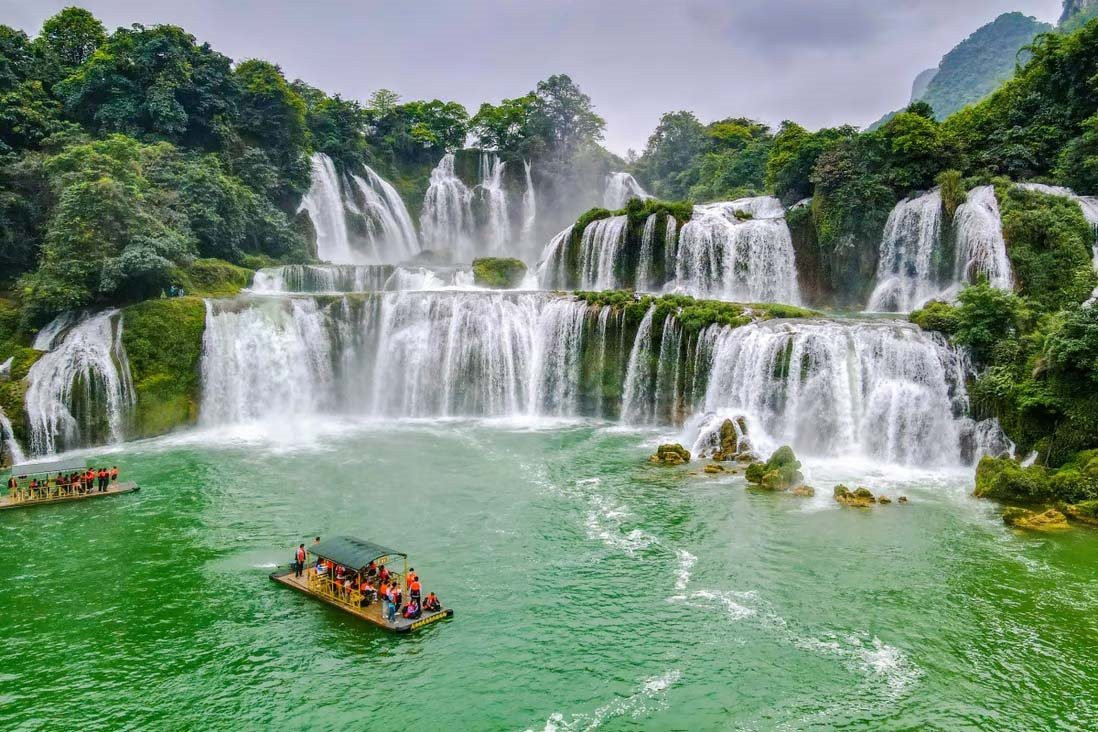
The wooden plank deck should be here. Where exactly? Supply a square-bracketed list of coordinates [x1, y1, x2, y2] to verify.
[0, 481, 139, 510]
[270, 568, 453, 633]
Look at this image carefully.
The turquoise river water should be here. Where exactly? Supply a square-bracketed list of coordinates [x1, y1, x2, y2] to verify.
[1, 418, 1096, 731]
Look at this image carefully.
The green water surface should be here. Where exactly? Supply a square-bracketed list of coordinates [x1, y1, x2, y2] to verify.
[1, 420, 1096, 731]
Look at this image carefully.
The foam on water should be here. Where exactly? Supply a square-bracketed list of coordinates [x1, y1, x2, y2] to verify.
[531, 669, 682, 732]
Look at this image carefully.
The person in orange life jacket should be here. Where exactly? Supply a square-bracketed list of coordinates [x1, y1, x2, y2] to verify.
[424, 592, 441, 612]
[408, 576, 422, 603]
[110, 466, 118, 483]
[405, 568, 417, 588]
[294, 544, 306, 577]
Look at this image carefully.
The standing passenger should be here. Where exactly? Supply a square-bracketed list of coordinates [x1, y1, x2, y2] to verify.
[294, 544, 306, 578]
[110, 466, 118, 483]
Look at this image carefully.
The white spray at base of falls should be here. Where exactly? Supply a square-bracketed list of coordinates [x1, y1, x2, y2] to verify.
[682, 318, 969, 466]
[866, 190, 944, 312]
[604, 172, 650, 209]
[674, 198, 801, 304]
[298, 153, 419, 264]
[23, 310, 135, 456]
[952, 185, 1013, 292]
[250, 264, 474, 293]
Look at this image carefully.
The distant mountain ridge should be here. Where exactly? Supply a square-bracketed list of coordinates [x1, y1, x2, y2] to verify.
[870, 11, 1050, 129]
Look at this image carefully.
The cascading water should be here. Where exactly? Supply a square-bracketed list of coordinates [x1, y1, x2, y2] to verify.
[476, 153, 511, 255]
[604, 173, 650, 209]
[674, 198, 801, 304]
[952, 185, 1013, 292]
[298, 153, 420, 264]
[866, 190, 944, 312]
[299, 153, 353, 264]
[421, 153, 474, 260]
[681, 318, 970, 465]
[0, 406, 25, 465]
[635, 214, 659, 292]
[521, 161, 537, 252]
[536, 227, 574, 290]
[578, 216, 630, 290]
[250, 265, 474, 293]
[200, 292, 603, 421]
[23, 310, 135, 456]
[347, 167, 420, 262]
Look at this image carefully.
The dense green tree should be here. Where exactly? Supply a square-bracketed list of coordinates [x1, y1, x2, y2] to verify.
[55, 24, 239, 150]
[0, 26, 34, 92]
[765, 122, 856, 202]
[527, 74, 605, 167]
[873, 109, 944, 193]
[951, 282, 1028, 366]
[0, 81, 70, 152]
[635, 111, 707, 199]
[32, 7, 106, 87]
[294, 80, 368, 169]
[469, 94, 538, 157]
[232, 60, 308, 196]
[0, 153, 51, 282]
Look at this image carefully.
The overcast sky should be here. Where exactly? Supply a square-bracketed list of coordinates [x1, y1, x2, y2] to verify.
[3, 0, 1065, 155]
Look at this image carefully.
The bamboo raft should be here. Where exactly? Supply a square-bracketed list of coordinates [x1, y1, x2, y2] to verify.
[1, 481, 139, 510]
[3, 456, 138, 511]
[270, 536, 453, 633]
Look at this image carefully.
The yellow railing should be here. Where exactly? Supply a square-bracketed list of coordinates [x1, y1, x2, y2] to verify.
[305, 569, 370, 611]
[5, 481, 101, 504]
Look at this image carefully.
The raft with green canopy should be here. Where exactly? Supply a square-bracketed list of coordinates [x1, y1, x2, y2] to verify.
[2, 457, 138, 510]
[269, 534, 453, 632]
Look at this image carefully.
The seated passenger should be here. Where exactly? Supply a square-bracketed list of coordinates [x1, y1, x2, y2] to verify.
[402, 599, 421, 620]
[423, 592, 441, 612]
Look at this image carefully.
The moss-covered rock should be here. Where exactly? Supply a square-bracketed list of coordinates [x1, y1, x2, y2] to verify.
[1064, 500, 1098, 526]
[703, 463, 725, 474]
[472, 257, 527, 289]
[974, 456, 1053, 503]
[172, 258, 253, 298]
[909, 300, 961, 335]
[1002, 507, 1070, 530]
[121, 297, 207, 439]
[0, 298, 40, 447]
[650, 443, 691, 466]
[791, 485, 815, 497]
[745, 445, 805, 491]
[834, 484, 876, 507]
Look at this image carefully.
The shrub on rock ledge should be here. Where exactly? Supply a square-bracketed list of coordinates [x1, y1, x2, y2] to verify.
[472, 257, 527, 289]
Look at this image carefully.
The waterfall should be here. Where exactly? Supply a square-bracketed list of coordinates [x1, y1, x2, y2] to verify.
[536, 226, 574, 290]
[0, 406, 26, 465]
[635, 214, 659, 292]
[33, 310, 82, 351]
[953, 185, 1013, 292]
[621, 307, 656, 422]
[421, 153, 474, 259]
[476, 153, 511, 255]
[521, 160, 537, 252]
[664, 216, 678, 287]
[299, 153, 353, 264]
[200, 292, 603, 421]
[579, 216, 630, 290]
[866, 190, 944, 312]
[685, 318, 968, 465]
[347, 166, 420, 262]
[24, 310, 135, 456]
[298, 153, 420, 264]
[250, 264, 475, 293]
[604, 173, 650, 209]
[674, 198, 801, 305]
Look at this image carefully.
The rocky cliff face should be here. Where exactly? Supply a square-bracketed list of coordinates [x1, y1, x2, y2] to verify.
[1061, 0, 1098, 26]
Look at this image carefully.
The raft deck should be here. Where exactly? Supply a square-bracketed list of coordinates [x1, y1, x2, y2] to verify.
[0, 481, 139, 510]
[270, 568, 453, 633]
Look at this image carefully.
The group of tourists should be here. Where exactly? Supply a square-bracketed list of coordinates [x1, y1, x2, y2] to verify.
[293, 537, 442, 624]
[6, 466, 118, 502]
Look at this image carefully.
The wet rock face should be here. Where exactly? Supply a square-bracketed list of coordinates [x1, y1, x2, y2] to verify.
[745, 445, 805, 491]
[1002, 507, 1070, 531]
[650, 443, 691, 466]
[1064, 501, 1098, 526]
[700, 417, 753, 462]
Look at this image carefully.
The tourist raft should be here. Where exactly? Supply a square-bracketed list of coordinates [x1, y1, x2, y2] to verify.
[270, 536, 453, 633]
[2, 457, 138, 510]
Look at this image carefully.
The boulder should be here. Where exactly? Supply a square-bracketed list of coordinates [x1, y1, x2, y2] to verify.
[791, 485, 815, 497]
[878, 495, 892, 505]
[1002, 507, 1070, 531]
[1063, 500, 1098, 526]
[711, 418, 750, 461]
[898, 496, 909, 504]
[649, 443, 691, 466]
[834, 484, 876, 507]
[703, 463, 725, 474]
[745, 445, 804, 491]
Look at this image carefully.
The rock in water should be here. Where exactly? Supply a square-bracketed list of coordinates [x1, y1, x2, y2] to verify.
[1064, 501, 1098, 526]
[1002, 507, 1070, 530]
[835, 484, 877, 507]
[703, 463, 725, 474]
[878, 495, 893, 505]
[791, 485, 815, 497]
[745, 445, 805, 491]
[650, 443, 691, 466]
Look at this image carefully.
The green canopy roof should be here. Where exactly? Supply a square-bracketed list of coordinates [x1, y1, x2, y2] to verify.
[7, 456, 87, 477]
[310, 536, 405, 571]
